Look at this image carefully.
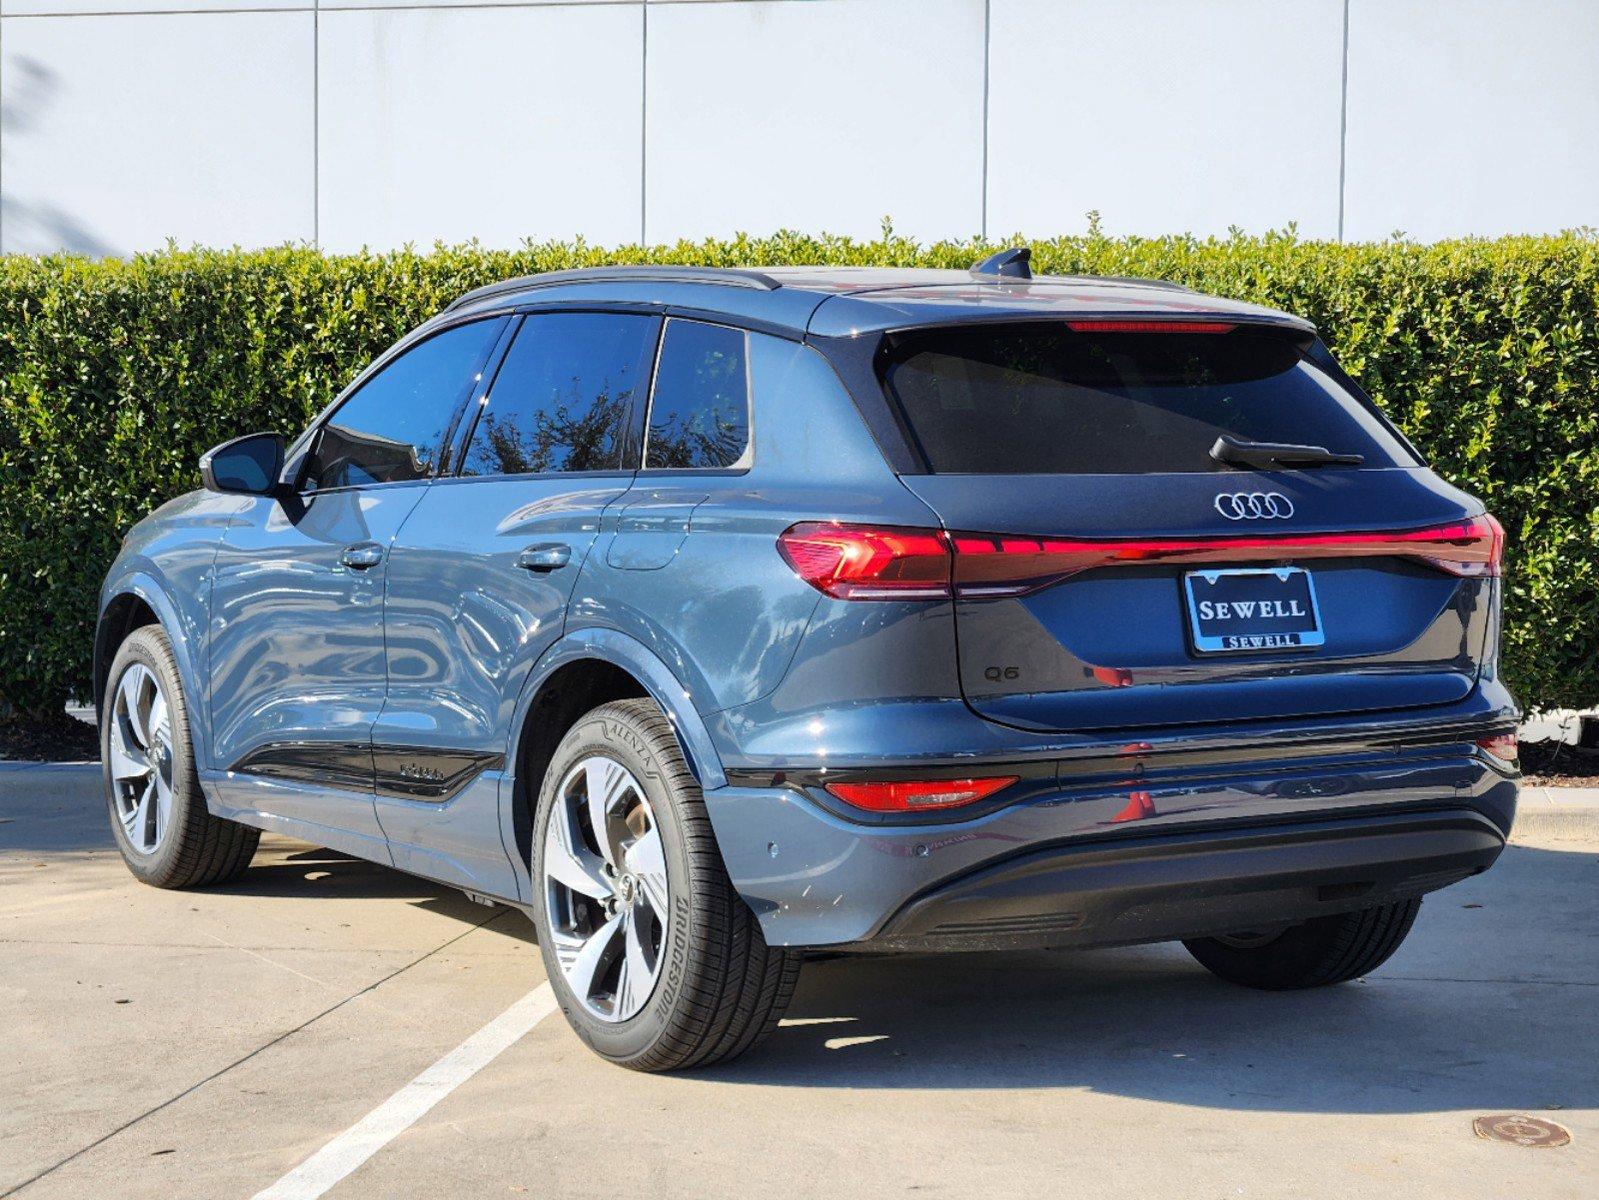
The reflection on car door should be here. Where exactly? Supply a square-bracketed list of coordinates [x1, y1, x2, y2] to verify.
[376, 311, 661, 895]
[205, 317, 506, 857]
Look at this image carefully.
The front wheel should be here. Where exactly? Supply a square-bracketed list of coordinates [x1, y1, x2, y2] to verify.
[102, 625, 259, 888]
[1183, 898, 1422, 990]
[531, 698, 800, 1071]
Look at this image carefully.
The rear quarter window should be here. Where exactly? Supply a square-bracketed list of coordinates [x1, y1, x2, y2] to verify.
[881, 324, 1416, 475]
[644, 320, 751, 470]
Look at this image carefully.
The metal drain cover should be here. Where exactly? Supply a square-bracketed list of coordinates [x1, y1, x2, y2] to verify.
[1472, 1114, 1571, 1148]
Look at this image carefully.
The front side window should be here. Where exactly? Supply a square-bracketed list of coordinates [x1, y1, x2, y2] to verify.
[302, 319, 502, 491]
[645, 320, 750, 470]
[459, 312, 659, 477]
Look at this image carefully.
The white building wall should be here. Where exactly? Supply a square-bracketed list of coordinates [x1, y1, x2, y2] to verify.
[1, 0, 1595, 256]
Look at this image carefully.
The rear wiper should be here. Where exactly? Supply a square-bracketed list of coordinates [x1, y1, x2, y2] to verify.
[1210, 434, 1365, 470]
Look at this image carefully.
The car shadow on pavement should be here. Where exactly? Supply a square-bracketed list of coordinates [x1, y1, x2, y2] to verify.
[8, 762, 1593, 1116]
[0, 766, 538, 940]
[0, 764, 108, 853]
[204, 848, 538, 941]
[710, 841, 1599, 1116]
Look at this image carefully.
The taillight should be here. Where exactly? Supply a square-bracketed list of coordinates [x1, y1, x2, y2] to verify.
[1476, 732, 1518, 763]
[954, 515, 1504, 595]
[825, 776, 1018, 812]
[777, 523, 951, 600]
[779, 514, 1503, 601]
[1065, 320, 1236, 334]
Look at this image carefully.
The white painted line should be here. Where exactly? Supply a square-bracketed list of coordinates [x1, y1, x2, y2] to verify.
[252, 982, 558, 1200]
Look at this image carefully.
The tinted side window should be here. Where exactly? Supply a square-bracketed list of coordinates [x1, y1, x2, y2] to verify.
[459, 312, 658, 477]
[304, 319, 501, 491]
[645, 321, 750, 470]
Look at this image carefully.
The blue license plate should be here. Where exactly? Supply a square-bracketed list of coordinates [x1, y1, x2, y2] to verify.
[1183, 567, 1325, 654]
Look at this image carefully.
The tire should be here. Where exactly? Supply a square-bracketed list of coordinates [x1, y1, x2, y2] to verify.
[1183, 898, 1422, 990]
[102, 624, 260, 888]
[530, 698, 801, 1071]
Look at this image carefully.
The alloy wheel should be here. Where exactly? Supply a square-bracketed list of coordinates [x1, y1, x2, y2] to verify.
[108, 662, 174, 854]
[543, 755, 670, 1022]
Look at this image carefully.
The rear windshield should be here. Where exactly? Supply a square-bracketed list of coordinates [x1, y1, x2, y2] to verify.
[881, 324, 1416, 474]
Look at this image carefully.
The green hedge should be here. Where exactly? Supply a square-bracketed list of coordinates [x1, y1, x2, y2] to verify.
[2, 230, 1596, 718]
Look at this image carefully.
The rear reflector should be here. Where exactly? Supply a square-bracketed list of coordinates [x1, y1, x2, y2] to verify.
[825, 776, 1018, 812]
[1476, 732, 1518, 763]
[780, 514, 1503, 601]
[1065, 320, 1236, 334]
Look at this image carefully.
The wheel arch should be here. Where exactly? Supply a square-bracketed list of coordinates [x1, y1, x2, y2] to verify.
[95, 573, 213, 767]
[95, 592, 160, 710]
[503, 629, 729, 879]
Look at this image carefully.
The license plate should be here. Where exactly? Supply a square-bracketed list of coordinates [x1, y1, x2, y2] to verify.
[1183, 567, 1325, 654]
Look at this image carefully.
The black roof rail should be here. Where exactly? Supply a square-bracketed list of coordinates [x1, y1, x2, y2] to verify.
[444, 265, 782, 313]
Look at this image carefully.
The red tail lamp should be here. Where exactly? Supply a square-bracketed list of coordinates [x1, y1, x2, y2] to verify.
[1065, 320, 1236, 334]
[779, 515, 1504, 602]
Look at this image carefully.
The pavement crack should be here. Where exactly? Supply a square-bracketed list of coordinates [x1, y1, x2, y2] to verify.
[0, 937, 412, 954]
[0, 936, 524, 956]
[1385, 973, 1599, 988]
[1, 906, 514, 1198]
[198, 930, 344, 991]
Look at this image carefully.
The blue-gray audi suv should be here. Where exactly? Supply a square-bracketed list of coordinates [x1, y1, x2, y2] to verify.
[97, 250, 1520, 1070]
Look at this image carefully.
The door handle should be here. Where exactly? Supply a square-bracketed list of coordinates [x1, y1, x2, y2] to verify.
[340, 542, 385, 570]
[516, 543, 572, 573]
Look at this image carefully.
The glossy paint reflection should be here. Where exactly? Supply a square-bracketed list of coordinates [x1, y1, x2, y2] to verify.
[208, 484, 428, 835]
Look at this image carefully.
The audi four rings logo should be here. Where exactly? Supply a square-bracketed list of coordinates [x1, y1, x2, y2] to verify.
[1214, 492, 1295, 520]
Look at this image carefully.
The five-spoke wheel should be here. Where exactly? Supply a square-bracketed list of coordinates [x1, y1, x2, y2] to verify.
[543, 755, 670, 1022]
[108, 662, 174, 854]
[531, 699, 801, 1070]
[101, 625, 259, 887]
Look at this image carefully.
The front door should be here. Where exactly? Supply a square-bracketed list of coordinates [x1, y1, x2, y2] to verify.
[206, 316, 506, 856]
[376, 310, 660, 894]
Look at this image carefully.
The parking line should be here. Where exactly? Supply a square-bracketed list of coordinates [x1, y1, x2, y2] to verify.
[252, 982, 558, 1200]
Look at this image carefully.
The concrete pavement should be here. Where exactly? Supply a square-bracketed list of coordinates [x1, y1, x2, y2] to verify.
[2, 763, 1594, 1199]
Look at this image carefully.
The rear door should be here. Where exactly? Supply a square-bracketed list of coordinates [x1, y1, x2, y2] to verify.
[880, 320, 1498, 733]
[375, 309, 660, 893]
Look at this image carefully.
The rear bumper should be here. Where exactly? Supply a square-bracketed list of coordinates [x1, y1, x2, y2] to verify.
[702, 744, 1518, 949]
[866, 808, 1504, 953]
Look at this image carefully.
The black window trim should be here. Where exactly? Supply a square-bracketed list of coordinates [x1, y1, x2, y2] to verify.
[444, 308, 666, 483]
[289, 313, 510, 497]
[636, 316, 756, 477]
[282, 300, 791, 493]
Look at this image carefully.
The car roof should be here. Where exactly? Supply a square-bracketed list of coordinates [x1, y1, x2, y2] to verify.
[441, 263, 1314, 340]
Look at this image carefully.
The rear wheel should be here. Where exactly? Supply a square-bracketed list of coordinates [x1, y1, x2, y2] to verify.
[1183, 898, 1422, 990]
[531, 698, 801, 1071]
[102, 625, 259, 888]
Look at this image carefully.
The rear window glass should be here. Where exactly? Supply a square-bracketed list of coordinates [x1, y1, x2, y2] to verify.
[881, 325, 1415, 475]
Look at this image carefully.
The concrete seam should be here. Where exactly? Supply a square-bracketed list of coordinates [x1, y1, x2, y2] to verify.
[1, 905, 514, 1196]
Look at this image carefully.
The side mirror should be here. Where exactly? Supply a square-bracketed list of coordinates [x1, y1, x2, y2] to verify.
[200, 432, 285, 496]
